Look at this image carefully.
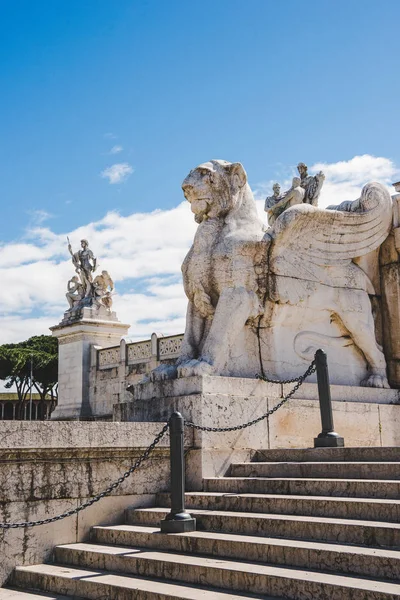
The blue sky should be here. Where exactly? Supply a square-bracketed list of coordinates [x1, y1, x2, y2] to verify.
[1, 0, 400, 345]
[1, 0, 400, 239]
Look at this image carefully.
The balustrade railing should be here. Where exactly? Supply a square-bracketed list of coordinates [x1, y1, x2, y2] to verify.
[97, 333, 184, 369]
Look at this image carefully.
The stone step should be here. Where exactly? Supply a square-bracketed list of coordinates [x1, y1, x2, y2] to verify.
[92, 523, 400, 580]
[127, 506, 400, 546]
[204, 476, 400, 498]
[229, 461, 400, 479]
[12, 563, 271, 600]
[21, 543, 400, 600]
[0, 591, 70, 600]
[157, 491, 400, 522]
[253, 447, 400, 463]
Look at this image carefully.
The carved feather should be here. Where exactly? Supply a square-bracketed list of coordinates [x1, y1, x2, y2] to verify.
[269, 183, 392, 276]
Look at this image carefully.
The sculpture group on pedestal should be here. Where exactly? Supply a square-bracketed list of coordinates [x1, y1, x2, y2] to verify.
[65, 238, 114, 315]
[150, 159, 396, 389]
[265, 162, 325, 225]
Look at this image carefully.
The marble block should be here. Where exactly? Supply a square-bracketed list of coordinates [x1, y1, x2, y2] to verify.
[131, 375, 400, 405]
[115, 375, 400, 488]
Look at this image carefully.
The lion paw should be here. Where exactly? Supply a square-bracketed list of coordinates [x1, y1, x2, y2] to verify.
[149, 364, 178, 383]
[361, 373, 390, 389]
[177, 359, 216, 378]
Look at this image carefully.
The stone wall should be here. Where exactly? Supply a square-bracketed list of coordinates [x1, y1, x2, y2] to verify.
[89, 332, 183, 418]
[381, 192, 400, 387]
[0, 420, 188, 586]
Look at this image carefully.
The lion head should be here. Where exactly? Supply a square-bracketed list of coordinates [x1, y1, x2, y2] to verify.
[182, 160, 249, 224]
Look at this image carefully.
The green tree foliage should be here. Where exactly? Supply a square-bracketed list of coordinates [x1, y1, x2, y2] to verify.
[0, 335, 58, 419]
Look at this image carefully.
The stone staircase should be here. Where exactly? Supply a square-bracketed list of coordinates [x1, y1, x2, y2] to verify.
[4, 447, 400, 599]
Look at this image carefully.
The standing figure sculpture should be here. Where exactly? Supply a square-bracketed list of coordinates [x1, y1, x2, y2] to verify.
[297, 162, 325, 206]
[64, 238, 115, 316]
[67, 238, 97, 297]
[265, 177, 305, 225]
[264, 161, 325, 226]
[264, 183, 281, 224]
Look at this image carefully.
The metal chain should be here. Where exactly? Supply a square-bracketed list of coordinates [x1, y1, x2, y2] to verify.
[256, 372, 310, 385]
[185, 360, 316, 433]
[0, 359, 316, 529]
[0, 422, 170, 530]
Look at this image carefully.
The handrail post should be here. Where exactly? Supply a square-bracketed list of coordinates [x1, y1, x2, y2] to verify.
[314, 349, 344, 448]
[160, 412, 196, 533]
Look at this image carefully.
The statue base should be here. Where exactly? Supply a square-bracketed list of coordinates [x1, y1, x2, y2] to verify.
[113, 375, 400, 489]
[59, 304, 119, 327]
[51, 310, 130, 420]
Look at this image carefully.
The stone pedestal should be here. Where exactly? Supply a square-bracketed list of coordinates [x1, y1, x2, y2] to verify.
[114, 375, 400, 489]
[51, 307, 129, 420]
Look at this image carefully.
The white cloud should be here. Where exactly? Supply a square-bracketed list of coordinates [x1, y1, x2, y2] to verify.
[101, 162, 133, 184]
[110, 145, 123, 155]
[0, 201, 196, 344]
[27, 209, 52, 226]
[253, 154, 400, 221]
[0, 155, 398, 346]
[313, 155, 399, 208]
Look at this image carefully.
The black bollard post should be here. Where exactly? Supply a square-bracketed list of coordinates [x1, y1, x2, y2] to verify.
[314, 349, 344, 448]
[160, 412, 196, 533]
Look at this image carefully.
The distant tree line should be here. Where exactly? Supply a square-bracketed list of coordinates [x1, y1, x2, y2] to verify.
[0, 335, 58, 420]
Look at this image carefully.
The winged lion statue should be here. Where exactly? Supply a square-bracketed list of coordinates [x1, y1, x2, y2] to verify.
[150, 159, 393, 388]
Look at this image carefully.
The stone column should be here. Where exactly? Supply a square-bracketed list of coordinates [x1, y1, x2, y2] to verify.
[50, 307, 130, 420]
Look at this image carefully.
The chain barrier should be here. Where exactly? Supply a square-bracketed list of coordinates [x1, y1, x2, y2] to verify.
[256, 372, 309, 384]
[185, 360, 316, 433]
[0, 359, 316, 529]
[0, 422, 169, 530]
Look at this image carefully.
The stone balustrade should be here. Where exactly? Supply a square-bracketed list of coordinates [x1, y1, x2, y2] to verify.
[127, 340, 152, 364]
[90, 333, 184, 418]
[159, 335, 183, 358]
[97, 333, 183, 370]
[98, 346, 120, 368]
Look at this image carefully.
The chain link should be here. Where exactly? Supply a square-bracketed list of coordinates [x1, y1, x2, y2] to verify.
[0, 422, 169, 530]
[0, 358, 316, 529]
[185, 360, 316, 433]
[256, 372, 309, 384]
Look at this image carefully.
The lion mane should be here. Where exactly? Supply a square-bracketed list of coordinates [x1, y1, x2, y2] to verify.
[181, 160, 264, 319]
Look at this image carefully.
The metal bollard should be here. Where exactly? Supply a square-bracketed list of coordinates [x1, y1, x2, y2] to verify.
[314, 349, 344, 448]
[160, 412, 196, 533]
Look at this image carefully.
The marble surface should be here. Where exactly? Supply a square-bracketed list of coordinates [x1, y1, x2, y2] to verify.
[51, 317, 130, 420]
[64, 238, 115, 319]
[117, 374, 400, 488]
[0, 420, 173, 588]
[150, 159, 394, 389]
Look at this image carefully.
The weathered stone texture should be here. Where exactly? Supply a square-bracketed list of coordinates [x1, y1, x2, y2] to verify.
[51, 317, 130, 420]
[117, 375, 400, 489]
[380, 214, 400, 388]
[0, 421, 174, 587]
[147, 160, 393, 391]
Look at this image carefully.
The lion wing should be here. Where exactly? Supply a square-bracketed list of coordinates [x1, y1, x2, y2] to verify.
[269, 182, 392, 281]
